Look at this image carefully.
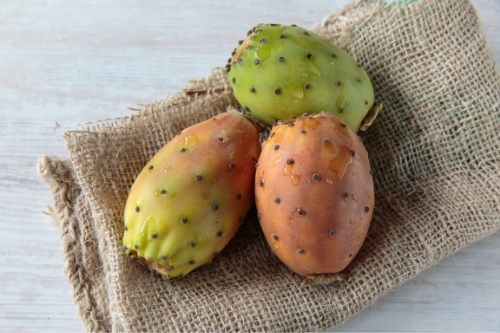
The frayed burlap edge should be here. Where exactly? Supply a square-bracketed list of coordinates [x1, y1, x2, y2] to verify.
[38, 156, 112, 331]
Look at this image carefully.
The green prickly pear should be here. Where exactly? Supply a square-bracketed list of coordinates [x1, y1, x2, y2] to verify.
[226, 23, 381, 131]
[255, 112, 374, 281]
[123, 109, 260, 278]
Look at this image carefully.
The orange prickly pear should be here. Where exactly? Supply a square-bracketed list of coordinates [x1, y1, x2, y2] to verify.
[255, 112, 374, 281]
[123, 109, 260, 279]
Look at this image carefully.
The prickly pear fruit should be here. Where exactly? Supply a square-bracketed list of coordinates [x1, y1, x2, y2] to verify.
[255, 112, 374, 277]
[123, 110, 260, 278]
[227, 23, 381, 131]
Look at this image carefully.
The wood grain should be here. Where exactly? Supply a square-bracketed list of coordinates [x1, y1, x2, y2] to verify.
[0, 0, 499, 331]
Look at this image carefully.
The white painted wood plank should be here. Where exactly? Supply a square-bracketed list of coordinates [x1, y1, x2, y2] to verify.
[0, 0, 498, 331]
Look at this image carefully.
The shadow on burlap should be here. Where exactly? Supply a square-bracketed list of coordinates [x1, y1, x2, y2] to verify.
[38, 0, 500, 331]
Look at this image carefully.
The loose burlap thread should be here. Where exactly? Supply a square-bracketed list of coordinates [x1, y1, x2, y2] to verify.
[38, 0, 500, 331]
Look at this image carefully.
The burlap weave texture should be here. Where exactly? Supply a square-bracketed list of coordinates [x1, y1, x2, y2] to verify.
[39, 0, 500, 331]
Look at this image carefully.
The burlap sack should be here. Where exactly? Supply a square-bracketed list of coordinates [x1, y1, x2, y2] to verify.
[38, 0, 500, 331]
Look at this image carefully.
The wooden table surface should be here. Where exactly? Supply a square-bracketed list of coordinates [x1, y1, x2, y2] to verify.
[1, 0, 499, 331]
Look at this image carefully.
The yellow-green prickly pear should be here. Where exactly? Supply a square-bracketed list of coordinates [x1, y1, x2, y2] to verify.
[123, 109, 260, 278]
[227, 23, 381, 131]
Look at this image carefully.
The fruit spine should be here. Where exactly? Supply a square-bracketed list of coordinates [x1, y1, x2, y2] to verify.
[123, 109, 260, 278]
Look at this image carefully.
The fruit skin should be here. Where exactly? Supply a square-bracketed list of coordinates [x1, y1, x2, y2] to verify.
[227, 23, 378, 131]
[123, 109, 260, 278]
[255, 112, 374, 276]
